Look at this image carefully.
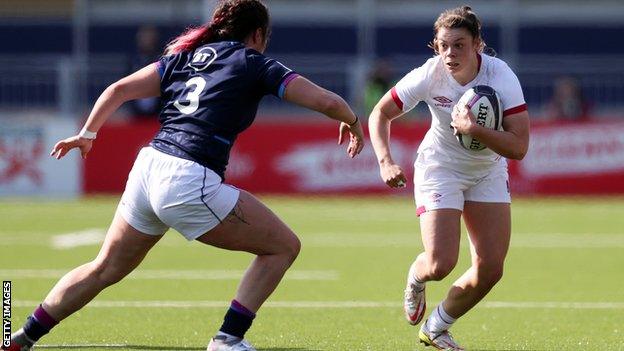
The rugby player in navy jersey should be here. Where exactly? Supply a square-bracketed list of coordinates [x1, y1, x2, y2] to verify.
[4, 1, 364, 351]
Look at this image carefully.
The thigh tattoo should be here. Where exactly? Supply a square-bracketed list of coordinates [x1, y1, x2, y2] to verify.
[225, 200, 250, 225]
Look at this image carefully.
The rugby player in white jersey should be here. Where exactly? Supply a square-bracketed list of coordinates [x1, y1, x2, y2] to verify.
[369, 6, 529, 350]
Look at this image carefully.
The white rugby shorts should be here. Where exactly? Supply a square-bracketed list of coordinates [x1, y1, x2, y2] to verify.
[413, 153, 510, 216]
[118, 147, 240, 240]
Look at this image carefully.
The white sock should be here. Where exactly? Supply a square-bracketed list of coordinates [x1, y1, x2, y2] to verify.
[427, 304, 457, 333]
[216, 331, 241, 342]
[407, 261, 425, 290]
[12, 328, 35, 347]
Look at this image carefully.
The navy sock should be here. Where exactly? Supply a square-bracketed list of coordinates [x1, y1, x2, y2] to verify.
[218, 300, 255, 339]
[23, 304, 58, 342]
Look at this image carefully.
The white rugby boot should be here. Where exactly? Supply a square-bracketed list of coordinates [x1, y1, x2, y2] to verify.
[418, 319, 465, 351]
[207, 335, 257, 351]
[404, 280, 426, 325]
[2, 329, 34, 351]
[1, 342, 33, 351]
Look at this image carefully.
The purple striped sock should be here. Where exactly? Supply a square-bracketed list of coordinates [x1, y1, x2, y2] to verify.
[32, 305, 58, 330]
[230, 300, 256, 319]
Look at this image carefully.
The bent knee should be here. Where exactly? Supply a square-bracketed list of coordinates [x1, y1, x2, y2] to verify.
[282, 233, 301, 262]
[476, 263, 504, 286]
[428, 258, 457, 280]
[89, 260, 130, 287]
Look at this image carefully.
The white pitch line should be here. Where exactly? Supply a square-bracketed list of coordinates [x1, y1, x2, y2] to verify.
[0, 269, 338, 281]
[51, 229, 106, 249]
[1, 232, 623, 248]
[482, 301, 624, 309]
[303, 232, 624, 248]
[11, 300, 624, 309]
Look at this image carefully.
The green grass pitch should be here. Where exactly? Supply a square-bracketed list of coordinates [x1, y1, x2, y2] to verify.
[1, 196, 623, 350]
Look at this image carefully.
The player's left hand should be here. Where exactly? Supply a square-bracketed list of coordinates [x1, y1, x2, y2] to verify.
[450, 104, 476, 135]
[338, 118, 364, 158]
[50, 135, 93, 160]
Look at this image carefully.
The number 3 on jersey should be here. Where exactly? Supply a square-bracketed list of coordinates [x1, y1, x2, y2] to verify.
[174, 77, 206, 114]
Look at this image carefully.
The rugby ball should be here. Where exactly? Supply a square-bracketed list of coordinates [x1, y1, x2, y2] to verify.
[455, 85, 502, 151]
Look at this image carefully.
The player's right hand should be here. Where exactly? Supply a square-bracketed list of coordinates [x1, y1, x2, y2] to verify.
[338, 118, 365, 158]
[50, 135, 93, 160]
[380, 162, 407, 188]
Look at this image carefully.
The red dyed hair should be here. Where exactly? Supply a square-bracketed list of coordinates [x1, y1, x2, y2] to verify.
[165, 0, 269, 55]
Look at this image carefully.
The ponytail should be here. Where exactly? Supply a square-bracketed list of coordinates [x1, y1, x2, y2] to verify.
[164, 0, 269, 56]
[164, 25, 213, 55]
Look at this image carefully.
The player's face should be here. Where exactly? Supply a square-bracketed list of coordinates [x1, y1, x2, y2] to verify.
[436, 27, 479, 75]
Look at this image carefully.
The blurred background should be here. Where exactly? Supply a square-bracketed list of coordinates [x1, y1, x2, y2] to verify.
[1, 0, 624, 197]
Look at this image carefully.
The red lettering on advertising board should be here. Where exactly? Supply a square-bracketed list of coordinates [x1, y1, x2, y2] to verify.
[0, 135, 44, 186]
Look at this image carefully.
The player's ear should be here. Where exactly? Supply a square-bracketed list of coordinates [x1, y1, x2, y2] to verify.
[431, 38, 440, 55]
[474, 37, 482, 52]
[253, 28, 264, 45]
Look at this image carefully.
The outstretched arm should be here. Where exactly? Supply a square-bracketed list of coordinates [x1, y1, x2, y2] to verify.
[283, 76, 364, 158]
[368, 90, 408, 188]
[51, 63, 161, 159]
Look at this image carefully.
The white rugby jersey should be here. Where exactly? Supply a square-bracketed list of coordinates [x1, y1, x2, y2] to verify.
[392, 54, 527, 173]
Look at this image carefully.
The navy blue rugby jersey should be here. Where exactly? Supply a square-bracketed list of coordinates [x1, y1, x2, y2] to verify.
[150, 41, 297, 179]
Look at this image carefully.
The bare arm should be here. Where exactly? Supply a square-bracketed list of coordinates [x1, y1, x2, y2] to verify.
[83, 63, 161, 133]
[368, 90, 408, 188]
[51, 63, 161, 159]
[451, 106, 530, 160]
[283, 75, 364, 157]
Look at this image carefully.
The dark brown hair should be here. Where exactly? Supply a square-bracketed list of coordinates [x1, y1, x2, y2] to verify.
[165, 0, 269, 55]
[429, 6, 485, 54]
